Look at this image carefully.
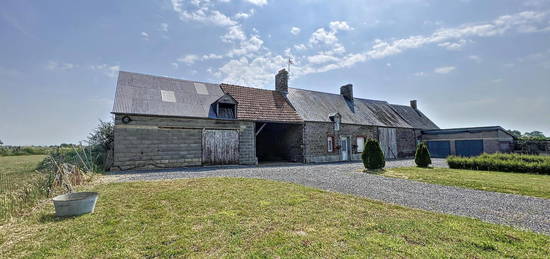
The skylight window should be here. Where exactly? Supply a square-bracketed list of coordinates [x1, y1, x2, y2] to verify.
[194, 83, 208, 95]
[160, 90, 176, 102]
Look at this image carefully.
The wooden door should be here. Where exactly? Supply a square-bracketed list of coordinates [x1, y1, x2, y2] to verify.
[340, 137, 350, 161]
[378, 128, 397, 159]
[202, 129, 239, 165]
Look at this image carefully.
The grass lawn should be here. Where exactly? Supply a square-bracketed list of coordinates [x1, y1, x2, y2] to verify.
[382, 167, 550, 199]
[0, 155, 47, 195]
[1, 155, 48, 222]
[1, 178, 548, 257]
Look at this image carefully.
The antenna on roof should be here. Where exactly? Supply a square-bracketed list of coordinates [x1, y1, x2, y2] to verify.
[287, 57, 293, 77]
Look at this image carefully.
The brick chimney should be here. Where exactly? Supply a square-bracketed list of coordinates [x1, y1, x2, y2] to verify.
[275, 69, 288, 94]
[340, 84, 353, 100]
[410, 100, 417, 109]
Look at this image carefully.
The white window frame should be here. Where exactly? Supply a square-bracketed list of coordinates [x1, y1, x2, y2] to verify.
[357, 137, 365, 153]
[327, 136, 334, 152]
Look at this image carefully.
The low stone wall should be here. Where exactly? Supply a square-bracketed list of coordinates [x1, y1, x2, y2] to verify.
[112, 114, 256, 170]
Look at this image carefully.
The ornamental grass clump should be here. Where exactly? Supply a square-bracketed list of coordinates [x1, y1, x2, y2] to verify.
[415, 142, 431, 168]
[447, 153, 550, 175]
[361, 139, 385, 171]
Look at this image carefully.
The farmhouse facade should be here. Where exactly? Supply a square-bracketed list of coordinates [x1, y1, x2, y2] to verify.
[111, 70, 439, 170]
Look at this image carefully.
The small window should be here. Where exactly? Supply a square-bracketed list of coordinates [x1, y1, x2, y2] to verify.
[327, 136, 334, 152]
[334, 119, 341, 131]
[357, 137, 365, 153]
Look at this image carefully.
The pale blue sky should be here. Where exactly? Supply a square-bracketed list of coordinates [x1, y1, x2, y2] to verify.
[1, 0, 549, 145]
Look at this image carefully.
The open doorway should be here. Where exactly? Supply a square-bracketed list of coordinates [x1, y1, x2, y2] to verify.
[255, 122, 304, 163]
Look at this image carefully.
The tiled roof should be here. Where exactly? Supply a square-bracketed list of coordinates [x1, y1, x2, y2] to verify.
[220, 84, 303, 123]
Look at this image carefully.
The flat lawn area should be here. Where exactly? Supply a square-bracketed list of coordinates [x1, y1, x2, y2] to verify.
[0, 155, 47, 195]
[382, 167, 550, 199]
[1, 178, 548, 257]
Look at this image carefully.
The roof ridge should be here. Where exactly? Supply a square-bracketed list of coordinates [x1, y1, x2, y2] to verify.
[289, 87, 389, 104]
[119, 70, 217, 86]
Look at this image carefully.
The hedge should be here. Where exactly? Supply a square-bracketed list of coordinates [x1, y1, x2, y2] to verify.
[447, 153, 550, 175]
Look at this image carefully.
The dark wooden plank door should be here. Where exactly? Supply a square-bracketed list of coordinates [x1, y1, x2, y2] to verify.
[202, 129, 239, 165]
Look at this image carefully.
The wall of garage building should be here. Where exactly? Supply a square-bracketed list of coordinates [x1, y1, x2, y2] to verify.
[421, 129, 514, 157]
[112, 114, 256, 171]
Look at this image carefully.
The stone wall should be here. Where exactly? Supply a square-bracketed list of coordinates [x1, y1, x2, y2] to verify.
[112, 114, 256, 170]
[303, 122, 378, 163]
[396, 128, 417, 158]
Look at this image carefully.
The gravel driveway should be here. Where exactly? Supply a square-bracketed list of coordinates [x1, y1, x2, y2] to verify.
[111, 159, 550, 235]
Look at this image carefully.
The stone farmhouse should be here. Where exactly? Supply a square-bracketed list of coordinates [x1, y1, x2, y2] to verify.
[111, 70, 509, 171]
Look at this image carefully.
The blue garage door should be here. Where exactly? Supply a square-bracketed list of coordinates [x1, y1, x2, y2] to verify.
[455, 140, 484, 157]
[427, 141, 451, 158]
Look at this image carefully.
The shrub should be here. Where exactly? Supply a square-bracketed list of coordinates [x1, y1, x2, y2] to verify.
[447, 153, 550, 175]
[415, 142, 432, 168]
[361, 139, 385, 170]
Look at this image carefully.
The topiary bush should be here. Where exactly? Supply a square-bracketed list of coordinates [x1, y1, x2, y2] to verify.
[361, 139, 385, 170]
[415, 142, 432, 168]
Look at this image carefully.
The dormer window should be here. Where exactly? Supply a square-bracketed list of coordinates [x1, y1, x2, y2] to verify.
[214, 93, 238, 119]
[329, 113, 342, 132]
[218, 103, 236, 119]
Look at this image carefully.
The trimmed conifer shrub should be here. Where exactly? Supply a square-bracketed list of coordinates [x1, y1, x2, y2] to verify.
[361, 139, 385, 170]
[415, 142, 432, 168]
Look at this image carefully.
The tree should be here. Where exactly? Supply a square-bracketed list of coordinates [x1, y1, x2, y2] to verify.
[524, 131, 546, 138]
[507, 129, 522, 138]
[415, 142, 432, 168]
[361, 139, 385, 170]
[0, 139, 3, 145]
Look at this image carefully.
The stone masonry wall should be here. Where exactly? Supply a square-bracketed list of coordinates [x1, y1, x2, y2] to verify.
[396, 128, 417, 158]
[303, 122, 378, 163]
[112, 114, 256, 170]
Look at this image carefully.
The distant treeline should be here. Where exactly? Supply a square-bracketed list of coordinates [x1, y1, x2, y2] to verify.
[0, 144, 77, 156]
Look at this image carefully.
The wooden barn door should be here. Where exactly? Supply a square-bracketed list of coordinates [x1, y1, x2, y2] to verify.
[202, 129, 239, 165]
[378, 128, 397, 159]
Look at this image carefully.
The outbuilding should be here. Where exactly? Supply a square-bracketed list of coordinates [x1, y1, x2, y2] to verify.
[421, 126, 516, 158]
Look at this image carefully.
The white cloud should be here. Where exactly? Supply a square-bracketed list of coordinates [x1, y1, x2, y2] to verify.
[434, 66, 456, 74]
[290, 26, 301, 35]
[46, 61, 76, 71]
[221, 25, 246, 43]
[235, 9, 255, 19]
[366, 11, 549, 59]
[437, 39, 467, 50]
[171, 62, 179, 69]
[468, 55, 482, 62]
[309, 28, 339, 45]
[414, 72, 426, 77]
[178, 54, 199, 65]
[90, 64, 119, 78]
[294, 44, 307, 51]
[160, 23, 168, 32]
[329, 21, 353, 32]
[244, 0, 267, 6]
[202, 53, 224, 60]
[307, 54, 340, 64]
[141, 32, 149, 40]
[170, 0, 237, 27]
[228, 35, 264, 56]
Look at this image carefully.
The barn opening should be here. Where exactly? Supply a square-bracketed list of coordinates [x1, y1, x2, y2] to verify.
[255, 122, 304, 163]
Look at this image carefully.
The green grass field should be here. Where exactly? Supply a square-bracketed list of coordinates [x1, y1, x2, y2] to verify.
[382, 167, 550, 199]
[0, 155, 48, 222]
[1, 178, 548, 258]
[0, 155, 47, 195]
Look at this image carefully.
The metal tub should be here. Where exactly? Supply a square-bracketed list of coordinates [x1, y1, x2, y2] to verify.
[52, 192, 99, 217]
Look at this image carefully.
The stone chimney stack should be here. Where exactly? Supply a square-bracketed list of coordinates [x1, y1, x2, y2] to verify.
[275, 69, 289, 94]
[340, 84, 353, 100]
[410, 100, 418, 109]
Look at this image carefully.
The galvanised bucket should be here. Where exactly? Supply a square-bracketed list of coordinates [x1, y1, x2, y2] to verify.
[52, 192, 99, 217]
